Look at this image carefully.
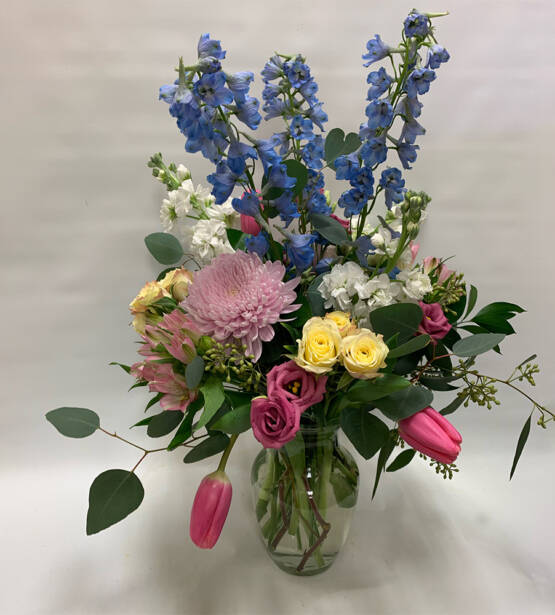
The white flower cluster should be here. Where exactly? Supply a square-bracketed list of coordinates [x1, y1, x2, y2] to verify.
[159, 166, 239, 266]
[318, 259, 432, 326]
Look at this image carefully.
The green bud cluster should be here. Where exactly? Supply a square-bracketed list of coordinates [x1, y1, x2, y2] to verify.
[202, 341, 263, 391]
[460, 371, 501, 409]
[400, 190, 431, 239]
[147, 152, 183, 190]
[514, 362, 539, 387]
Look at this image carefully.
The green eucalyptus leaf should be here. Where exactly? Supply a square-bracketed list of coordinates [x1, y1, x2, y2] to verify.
[347, 374, 411, 403]
[306, 274, 326, 316]
[310, 213, 349, 245]
[452, 333, 506, 357]
[324, 127, 345, 163]
[284, 159, 308, 197]
[195, 376, 225, 431]
[211, 392, 253, 434]
[509, 413, 532, 480]
[340, 406, 389, 459]
[147, 411, 184, 438]
[185, 355, 205, 389]
[370, 303, 423, 344]
[440, 395, 467, 416]
[183, 433, 230, 463]
[86, 469, 144, 535]
[387, 334, 431, 359]
[144, 232, 183, 265]
[386, 448, 416, 472]
[46, 407, 100, 438]
[373, 385, 433, 421]
[342, 132, 362, 155]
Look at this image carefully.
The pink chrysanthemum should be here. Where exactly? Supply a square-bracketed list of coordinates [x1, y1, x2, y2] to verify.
[183, 252, 299, 361]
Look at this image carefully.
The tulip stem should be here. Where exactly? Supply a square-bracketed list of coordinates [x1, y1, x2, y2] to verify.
[218, 434, 239, 472]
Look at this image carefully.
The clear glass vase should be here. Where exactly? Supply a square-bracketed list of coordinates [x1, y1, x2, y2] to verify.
[250, 424, 359, 576]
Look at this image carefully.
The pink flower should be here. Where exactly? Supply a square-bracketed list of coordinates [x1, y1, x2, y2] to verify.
[190, 470, 232, 549]
[418, 301, 452, 341]
[240, 214, 261, 235]
[330, 214, 350, 230]
[267, 360, 327, 413]
[399, 406, 462, 465]
[182, 252, 299, 361]
[137, 362, 196, 411]
[410, 242, 420, 264]
[422, 256, 454, 284]
[251, 396, 300, 449]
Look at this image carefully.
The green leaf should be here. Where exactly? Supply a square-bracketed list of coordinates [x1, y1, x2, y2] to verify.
[310, 213, 349, 245]
[340, 406, 389, 459]
[109, 362, 131, 374]
[156, 266, 177, 281]
[464, 285, 478, 318]
[132, 416, 153, 427]
[373, 385, 433, 421]
[370, 303, 423, 344]
[440, 395, 467, 416]
[372, 435, 396, 499]
[330, 471, 357, 508]
[387, 334, 431, 359]
[183, 433, 230, 463]
[452, 333, 506, 357]
[146, 411, 184, 438]
[185, 355, 205, 389]
[347, 373, 411, 403]
[336, 371, 353, 390]
[509, 413, 532, 480]
[86, 470, 144, 535]
[448, 292, 467, 323]
[226, 228, 245, 249]
[516, 354, 537, 370]
[471, 302, 524, 335]
[144, 392, 163, 413]
[167, 410, 195, 451]
[211, 392, 253, 434]
[324, 127, 345, 163]
[195, 376, 225, 431]
[129, 380, 148, 391]
[306, 274, 326, 316]
[342, 132, 362, 155]
[151, 296, 178, 312]
[291, 296, 312, 328]
[144, 232, 184, 265]
[46, 407, 100, 438]
[419, 376, 458, 392]
[284, 159, 308, 197]
[386, 449, 416, 472]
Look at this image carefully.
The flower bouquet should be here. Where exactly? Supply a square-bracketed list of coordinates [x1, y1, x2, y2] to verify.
[46, 10, 552, 576]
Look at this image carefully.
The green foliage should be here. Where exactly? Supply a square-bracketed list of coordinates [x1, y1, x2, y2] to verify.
[310, 213, 349, 245]
[463, 285, 478, 318]
[144, 393, 163, 413]
[324, 128, 362, 164]
[347, 374, 410, 403]
[210, 391, 253, 434]
[284, 159, 308, 197]
[386, 448, 416, 472]
[183, 433, 230, 463]
[109, 362, 131, 374]
[306, 274, 326, 316]
[146, 411, 184, 438]
[226, 228, 246, 250]
[340, 406, 389, 459]
[387, 334, 431, 359]
[373, 385, 434, 421]
[452, 333, 506, 357]
[46, 407, 100, 438]
[144, 232, 184, 265]
[510, 413, 532, 480]
[372, 433, 396, 498]
[195, 376, 225, 430]
[185, 355, 205, 389]
[86, 469, 144, 535]
[370, 303, 423, 344]
[471, 302, 525, 335]
[439, 395, 467, 416]
[167, 410, 195, 451]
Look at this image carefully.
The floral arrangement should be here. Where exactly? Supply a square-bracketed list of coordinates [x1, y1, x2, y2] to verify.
[46, 10, 552, 575]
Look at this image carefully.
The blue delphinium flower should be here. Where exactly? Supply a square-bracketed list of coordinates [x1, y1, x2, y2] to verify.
[350, 166, 374, 195]
[270, 131, 290, 156]
[227, 141, 257, 174]
[284, 57, 311, 88]
[254, 138, 281, 173]
[365, 99, 394, 130]
[290, 115, 314, 140]
[267, 164, 296, 190]
[261, 55, 283, 81]
[226, 71, 254, 103]
[231, 191, 260, 216]
[263, 97, 287, 121]
[305, 189, 330, 215]
[367, 67, 393, 100]
[427, 44, 450, 69]
[362, 35, 390, 67]
[355, 235, 375, 266]
[197, 57, 222, 73]
[406, 68, 436, 98]
[380, 168, 406, 208]
[302, 135, 325, 170]
[400, 117, 425, 144]
[360, 136, 388, 167]
[335, 154, 360, 180]
[300, 80, 318, 101]
[207, 162, 242, 204]
[194, 72, 233, 106]
[338, 187, 369, 217]
[403, 12, 430, 38]
[314, 257, 334, 274]
[197, 33, 226, 60]
[271, 192, 299, 226]
[285, 233, 317, 271]
[306, 103, 328, 131]
[397, 142, 419, 170]
[236, 96, 262, 129]
[245, 232, 269, 257]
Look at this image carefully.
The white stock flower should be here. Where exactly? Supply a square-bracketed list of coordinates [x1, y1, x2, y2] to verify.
[319, 262, 369, 312]
[396, 269, 432, 301]
[190, 219, 234, 265]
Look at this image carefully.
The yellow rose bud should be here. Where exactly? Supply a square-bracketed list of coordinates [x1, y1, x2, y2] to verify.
[325, 311, 356, 337]
[159, 267, 193, 302]
[294, 317, 342, 374]
[129, 281, 170, 334]
[340, 328, 389, 380]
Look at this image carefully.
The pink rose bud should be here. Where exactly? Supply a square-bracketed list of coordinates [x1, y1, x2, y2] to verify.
[240, 214, 261, 236]
[189, 470, 232, 549]
[418, 301, 452, 341]
[399, 406, 462, 465]
[250, 396, 300, 449]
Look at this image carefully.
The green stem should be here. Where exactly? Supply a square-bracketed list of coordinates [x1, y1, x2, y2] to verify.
[217, 434, 238, 471]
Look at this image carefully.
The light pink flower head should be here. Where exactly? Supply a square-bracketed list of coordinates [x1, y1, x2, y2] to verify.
[422, 256, 454, 284]
[182, 252, 299, 361]
[266, 360, 327, 413]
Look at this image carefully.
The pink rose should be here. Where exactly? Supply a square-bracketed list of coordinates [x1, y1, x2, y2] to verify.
[399, 406, 462, 465]
[250, 396, 300, 449]
[189, 470, 232, 549]
[267, 360, 327, 413]
[418, 301, 451, 341]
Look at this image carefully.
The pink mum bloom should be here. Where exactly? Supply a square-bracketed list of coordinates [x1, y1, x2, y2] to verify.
[183, 252, 299, 361]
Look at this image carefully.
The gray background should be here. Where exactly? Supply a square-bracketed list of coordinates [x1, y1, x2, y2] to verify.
[1, 0, 554, 613]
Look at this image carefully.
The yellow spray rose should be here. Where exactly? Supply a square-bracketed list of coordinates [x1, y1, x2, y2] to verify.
[159, 267, 193, 302]
[129, 281, 170, 334]
[325, 311, 356, 337]
[294, 317, 342, 374]
[340, 328, 389, 380]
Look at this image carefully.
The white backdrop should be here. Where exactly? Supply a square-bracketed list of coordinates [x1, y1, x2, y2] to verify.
[1, 1, 555, 613]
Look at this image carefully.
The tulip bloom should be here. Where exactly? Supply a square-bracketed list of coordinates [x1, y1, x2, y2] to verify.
[398, 406, 462, 464]
[190, 470, 232, 549]
[240, 213, 261, 236]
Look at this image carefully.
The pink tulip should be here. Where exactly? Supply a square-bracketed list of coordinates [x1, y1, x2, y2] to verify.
[240, 214, 261, 236]
[398, 407, 462, 465]
[189, 470, 232, 549]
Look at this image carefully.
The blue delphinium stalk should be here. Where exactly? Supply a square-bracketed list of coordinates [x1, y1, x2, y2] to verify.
[245, 232, 270, 257]
[403, 11, 430, 38]
[362, 35, 391, 67]
[285, 233, 318, 271]
[380, 168, 406, 208]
